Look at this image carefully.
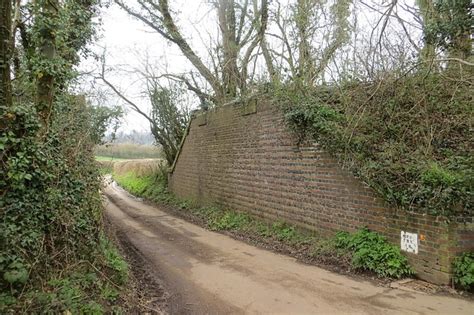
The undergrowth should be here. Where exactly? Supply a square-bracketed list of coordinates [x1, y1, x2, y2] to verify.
[113, 169, 413, 280]
[452, 252, 474, 291]
[333, 229, 413, 278]
[0, 235, 128, 313]
[276, 73, 473, 217]
[98, 160, 114, 175]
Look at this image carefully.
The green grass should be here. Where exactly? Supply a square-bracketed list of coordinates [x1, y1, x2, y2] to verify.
[113, 170, 413, 279]
[99, 165, 113, 175]
[114, 171, 172, 203]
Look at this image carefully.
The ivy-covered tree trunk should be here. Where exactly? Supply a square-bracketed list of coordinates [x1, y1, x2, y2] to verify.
[218, 0, 239, 99]
[0, 0, 12, 108]
[35, 0, 59, 127]
[443, 0, 472, 62]
[417, 0, 436, 63]
[420, 0, 473, 68]
[295, 0, 316, 86]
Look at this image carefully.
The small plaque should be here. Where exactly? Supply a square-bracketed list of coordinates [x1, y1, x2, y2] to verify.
[401, 231, 418, 254]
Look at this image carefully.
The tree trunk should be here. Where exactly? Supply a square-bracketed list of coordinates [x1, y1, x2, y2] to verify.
[313, 0, 352, 78]
[157, 0, 224, 101]
[447, 2, 472, 63]
[0, 0, 12, 108]
[36, 0, 59, 127]
[417, 0, 436, 63]
[295, 0, 315, 86]
[261, 37, 277, 83]
[218, 0, 239, 99]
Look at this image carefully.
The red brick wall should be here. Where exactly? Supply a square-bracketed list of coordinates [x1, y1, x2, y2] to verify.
[169, 100, 473, 285]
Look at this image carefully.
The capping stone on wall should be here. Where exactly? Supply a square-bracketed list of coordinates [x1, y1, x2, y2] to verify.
[169, 99, 474, 285]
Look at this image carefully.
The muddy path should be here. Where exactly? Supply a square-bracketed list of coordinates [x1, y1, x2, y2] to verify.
[103, 181, 473, 314]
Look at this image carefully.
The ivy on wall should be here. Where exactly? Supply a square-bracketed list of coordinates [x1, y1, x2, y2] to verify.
[277, 73, 473, 218]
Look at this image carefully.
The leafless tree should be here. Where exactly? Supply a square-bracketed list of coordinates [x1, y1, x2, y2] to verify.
[115, 0, 269, 103]
[98, 54, 190, 165]
[266, 0, 352, 86]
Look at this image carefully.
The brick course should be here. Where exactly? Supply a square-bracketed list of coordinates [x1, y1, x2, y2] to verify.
[169, 100, 473, 285]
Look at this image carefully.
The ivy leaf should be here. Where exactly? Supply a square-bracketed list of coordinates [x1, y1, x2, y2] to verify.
[3, 268, 28, 285]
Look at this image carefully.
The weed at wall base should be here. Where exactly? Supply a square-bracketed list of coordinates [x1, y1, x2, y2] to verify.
[334, 229, 413, 278]
[452, 252, 474, 292]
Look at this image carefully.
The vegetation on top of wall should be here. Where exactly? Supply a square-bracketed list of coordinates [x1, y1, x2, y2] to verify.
[276, 73, 473, 218]
[113, 169, 413, 280]
[452, 252, 474, 291]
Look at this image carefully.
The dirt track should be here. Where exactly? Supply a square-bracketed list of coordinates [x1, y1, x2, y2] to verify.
[103, 181, 473, 314]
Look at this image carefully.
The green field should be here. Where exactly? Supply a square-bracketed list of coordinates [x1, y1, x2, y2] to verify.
[95, 155, 128, 162]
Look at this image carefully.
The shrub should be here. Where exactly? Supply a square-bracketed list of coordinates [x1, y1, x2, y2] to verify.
[335, 228, 413, 278]
[1, 97, 127, 312]
[452, 252, 474, 291]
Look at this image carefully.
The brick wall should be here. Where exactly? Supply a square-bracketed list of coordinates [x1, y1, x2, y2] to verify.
[169, 99, 473, 285]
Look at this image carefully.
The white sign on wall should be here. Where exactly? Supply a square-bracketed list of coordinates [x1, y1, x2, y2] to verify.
[400, 231, 418, 254]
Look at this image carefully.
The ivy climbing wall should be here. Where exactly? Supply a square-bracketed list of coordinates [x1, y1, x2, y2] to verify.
[169, 99, 473, 285]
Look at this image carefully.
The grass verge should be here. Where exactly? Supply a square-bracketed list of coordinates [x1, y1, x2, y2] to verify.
[113, 170, 413, 281]
[0, 234, 129, 314]
[97, 160, 114, 175]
